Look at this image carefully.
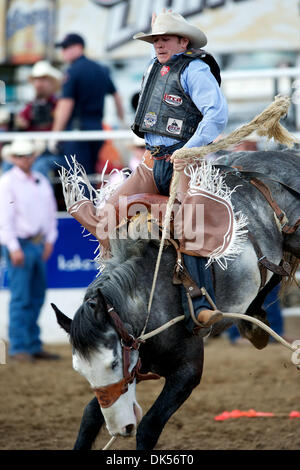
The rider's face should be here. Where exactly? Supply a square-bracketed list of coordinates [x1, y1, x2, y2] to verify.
[153, 35, 189, 64]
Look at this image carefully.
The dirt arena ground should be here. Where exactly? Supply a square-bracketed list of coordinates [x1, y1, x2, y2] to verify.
[0, 317, 299, 451]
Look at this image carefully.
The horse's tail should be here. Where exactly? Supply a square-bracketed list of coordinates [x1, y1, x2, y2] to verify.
[280, 251, 300, 295]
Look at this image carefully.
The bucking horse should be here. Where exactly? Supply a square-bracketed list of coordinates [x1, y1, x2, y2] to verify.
[52, 149, 300, 450]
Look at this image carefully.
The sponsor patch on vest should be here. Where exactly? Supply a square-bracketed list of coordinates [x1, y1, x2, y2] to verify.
[166, 118, 183, 135]
[144, 112, 157, 128]
[160, 66, 170, 76]
[163, 93, 183, 107]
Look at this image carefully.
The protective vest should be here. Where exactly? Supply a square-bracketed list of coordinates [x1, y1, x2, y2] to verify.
[132, 49, 221, 141]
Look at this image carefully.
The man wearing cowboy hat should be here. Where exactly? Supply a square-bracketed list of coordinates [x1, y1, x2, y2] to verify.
[64, 11, 228, 333]
[0, 139, 59, 362]
[16, 61, 62, 132]
[12, 61, 64, 179]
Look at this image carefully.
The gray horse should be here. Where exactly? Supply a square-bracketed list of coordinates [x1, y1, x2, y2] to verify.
[53, 150, 300, 450]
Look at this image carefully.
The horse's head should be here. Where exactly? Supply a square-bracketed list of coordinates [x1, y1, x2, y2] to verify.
[51, 290, 142, 437]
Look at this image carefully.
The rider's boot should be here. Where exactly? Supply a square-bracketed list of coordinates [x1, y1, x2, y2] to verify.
[196, 309, 223, 327]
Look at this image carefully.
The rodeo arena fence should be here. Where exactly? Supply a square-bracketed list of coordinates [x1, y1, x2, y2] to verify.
[0, 66, 300, 352]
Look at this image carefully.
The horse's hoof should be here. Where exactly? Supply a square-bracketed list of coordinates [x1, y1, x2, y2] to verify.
[239, 313, 270, 350]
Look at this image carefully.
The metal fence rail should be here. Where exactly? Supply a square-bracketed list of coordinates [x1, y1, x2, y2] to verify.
[0, 129, 133, 142]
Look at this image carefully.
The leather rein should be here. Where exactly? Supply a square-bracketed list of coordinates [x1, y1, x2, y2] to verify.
[93, 304, 160, 409]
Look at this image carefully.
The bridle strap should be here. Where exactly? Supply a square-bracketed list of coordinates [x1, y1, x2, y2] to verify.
[106, 303, 141, 382]
[94, 378, 132, 408]
[106, 304, 140, 350]
[93, 302, 160, 409]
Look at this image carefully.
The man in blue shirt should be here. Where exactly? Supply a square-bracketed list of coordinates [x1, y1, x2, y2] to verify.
[64, 12, 228, 333]
[53, 33, 124, 175]
[132, 12, 228, 331]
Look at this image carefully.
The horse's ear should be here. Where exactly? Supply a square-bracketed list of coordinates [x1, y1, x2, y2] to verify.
[51, 303, 72, 333]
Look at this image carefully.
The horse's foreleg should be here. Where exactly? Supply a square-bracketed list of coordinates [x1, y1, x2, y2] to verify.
[136, 365, 202, 450]
[73, 397, 104, 450]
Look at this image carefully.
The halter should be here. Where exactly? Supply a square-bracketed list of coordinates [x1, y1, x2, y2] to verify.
[93, 304, 160, 408]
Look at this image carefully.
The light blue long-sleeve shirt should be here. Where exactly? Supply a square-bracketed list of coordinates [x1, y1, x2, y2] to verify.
[145, 55, 228, 148]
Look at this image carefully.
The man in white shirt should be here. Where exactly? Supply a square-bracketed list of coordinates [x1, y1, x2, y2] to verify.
[0, 140, 59, 362]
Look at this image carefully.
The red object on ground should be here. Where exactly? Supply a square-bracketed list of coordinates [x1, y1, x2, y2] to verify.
[214, 409, 300, 421]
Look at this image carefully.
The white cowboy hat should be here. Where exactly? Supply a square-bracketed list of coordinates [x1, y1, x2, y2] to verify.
[29, 60, 62, 83]
[1, 144, 13, 162]
[133, 11, 207, 48]
[2, 139, 45, 163]
[10, 139, 37, 157]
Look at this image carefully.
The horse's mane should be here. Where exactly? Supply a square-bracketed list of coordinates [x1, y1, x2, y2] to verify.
[86, 238, 150, 313]
[69, 239, 151, 358]
[69, 297, 112, 358]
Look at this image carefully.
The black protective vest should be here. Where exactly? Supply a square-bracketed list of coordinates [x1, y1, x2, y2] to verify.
[132, 49, 221, 141]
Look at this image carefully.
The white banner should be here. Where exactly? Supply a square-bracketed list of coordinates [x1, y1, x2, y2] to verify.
[55, 0, 300, 59]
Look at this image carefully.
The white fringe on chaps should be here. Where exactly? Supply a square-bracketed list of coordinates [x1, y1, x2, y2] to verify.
[185, 162, 248, 269]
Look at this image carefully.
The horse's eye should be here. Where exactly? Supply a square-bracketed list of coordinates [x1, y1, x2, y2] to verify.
[111, 359, 119, 370]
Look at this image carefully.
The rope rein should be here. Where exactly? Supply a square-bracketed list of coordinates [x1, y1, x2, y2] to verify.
[138, 312, 299, 353]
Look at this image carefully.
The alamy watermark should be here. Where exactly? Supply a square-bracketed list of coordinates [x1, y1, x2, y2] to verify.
[95, 199, 205, 250]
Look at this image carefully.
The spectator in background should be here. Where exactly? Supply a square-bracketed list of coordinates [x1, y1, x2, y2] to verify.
[95, 122, 124, 176]
[0, 139, 59, 362]
[13, 60, 64, 178]
[53, 33, 125, 175]
[0, 107, 10, 132]
[0, 108, 12, 172]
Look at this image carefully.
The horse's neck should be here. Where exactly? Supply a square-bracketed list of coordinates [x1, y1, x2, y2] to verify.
[116, 243, 177, 336]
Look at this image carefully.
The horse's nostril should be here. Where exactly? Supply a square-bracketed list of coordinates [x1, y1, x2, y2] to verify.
[125, 424, 134, 435]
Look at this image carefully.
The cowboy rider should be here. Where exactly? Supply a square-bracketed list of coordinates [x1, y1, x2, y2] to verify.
[66, 11, 228, 332]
